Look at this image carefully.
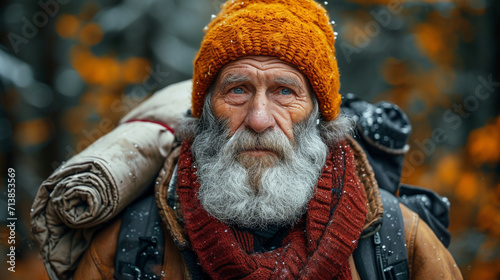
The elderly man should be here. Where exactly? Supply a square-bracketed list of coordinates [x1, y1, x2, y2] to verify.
[43, 0, 462, 279]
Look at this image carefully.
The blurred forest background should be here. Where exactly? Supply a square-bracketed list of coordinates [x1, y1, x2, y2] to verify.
[0, 0, 499, 279]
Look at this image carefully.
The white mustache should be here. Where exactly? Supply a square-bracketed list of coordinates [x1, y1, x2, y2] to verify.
[227, 128, 294, 161]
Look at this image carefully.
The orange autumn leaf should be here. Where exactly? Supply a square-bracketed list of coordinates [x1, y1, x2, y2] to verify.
[467, 117, 500, 165]
[78, 22, 103, 46]
[413, 11, 459, 66]
[71, 47, 98, 83]
[71, 47, 123, 86]
[456, 172, 479, 202]
[55, 14, 80, 38]
[478, 205, 497, 231]
[93, 56, 122, 86]
[436, 154, 461, 186]
[414, 23, 443, 57]
[14, 118, 53, 147]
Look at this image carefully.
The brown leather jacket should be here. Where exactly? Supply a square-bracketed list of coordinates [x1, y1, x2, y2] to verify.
[73, 139, 463, 280]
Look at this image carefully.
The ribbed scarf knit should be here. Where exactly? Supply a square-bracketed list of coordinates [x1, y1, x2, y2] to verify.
[177, 140, 367, 279]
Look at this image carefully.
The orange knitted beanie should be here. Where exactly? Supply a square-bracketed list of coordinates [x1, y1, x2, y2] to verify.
[192, 0, 340, 121]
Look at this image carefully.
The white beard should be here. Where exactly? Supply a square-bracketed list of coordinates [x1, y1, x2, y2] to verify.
[191, 109, 328, 229]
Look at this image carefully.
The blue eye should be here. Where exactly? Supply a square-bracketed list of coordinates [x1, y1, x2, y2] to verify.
[279, 88, 292, 95]
[231, 87, 244, 94]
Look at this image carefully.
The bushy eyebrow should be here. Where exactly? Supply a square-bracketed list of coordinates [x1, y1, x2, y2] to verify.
[274, 77, 304, 91]
[217, 74, 305, 92]
[218, 74, 249, 90]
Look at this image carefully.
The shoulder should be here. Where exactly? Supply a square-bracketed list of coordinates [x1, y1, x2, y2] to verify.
[400, 204, 463, 279]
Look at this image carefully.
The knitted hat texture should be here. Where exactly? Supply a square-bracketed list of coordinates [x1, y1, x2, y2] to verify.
[192, 0, 340, 121]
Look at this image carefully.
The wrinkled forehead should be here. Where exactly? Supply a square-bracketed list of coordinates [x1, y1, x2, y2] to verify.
[212, 56, 316, 99]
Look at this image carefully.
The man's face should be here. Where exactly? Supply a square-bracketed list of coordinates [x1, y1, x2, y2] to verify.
[211, 56, 315, 144]
[191, 56, 327, 228]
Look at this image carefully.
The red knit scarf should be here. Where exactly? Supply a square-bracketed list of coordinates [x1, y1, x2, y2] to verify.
[177, 140, 367, 279]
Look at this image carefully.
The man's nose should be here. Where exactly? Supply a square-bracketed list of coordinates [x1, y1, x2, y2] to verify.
[245, 92, 276, 133]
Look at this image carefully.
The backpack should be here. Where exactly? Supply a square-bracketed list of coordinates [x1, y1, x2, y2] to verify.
[343, 93, 451, 280]
[114, 94, 451, 280]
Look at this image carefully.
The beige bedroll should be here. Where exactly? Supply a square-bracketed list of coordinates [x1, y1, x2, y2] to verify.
[30, 80, 192, 280]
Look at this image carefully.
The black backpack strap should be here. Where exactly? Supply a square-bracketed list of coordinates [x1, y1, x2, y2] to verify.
[114, 194, 165, 280]
[354, 189, 409, 280]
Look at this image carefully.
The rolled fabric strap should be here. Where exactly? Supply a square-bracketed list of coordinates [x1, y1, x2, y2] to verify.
[31, 121, 175, 279]
[125, 119, 175, 135]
